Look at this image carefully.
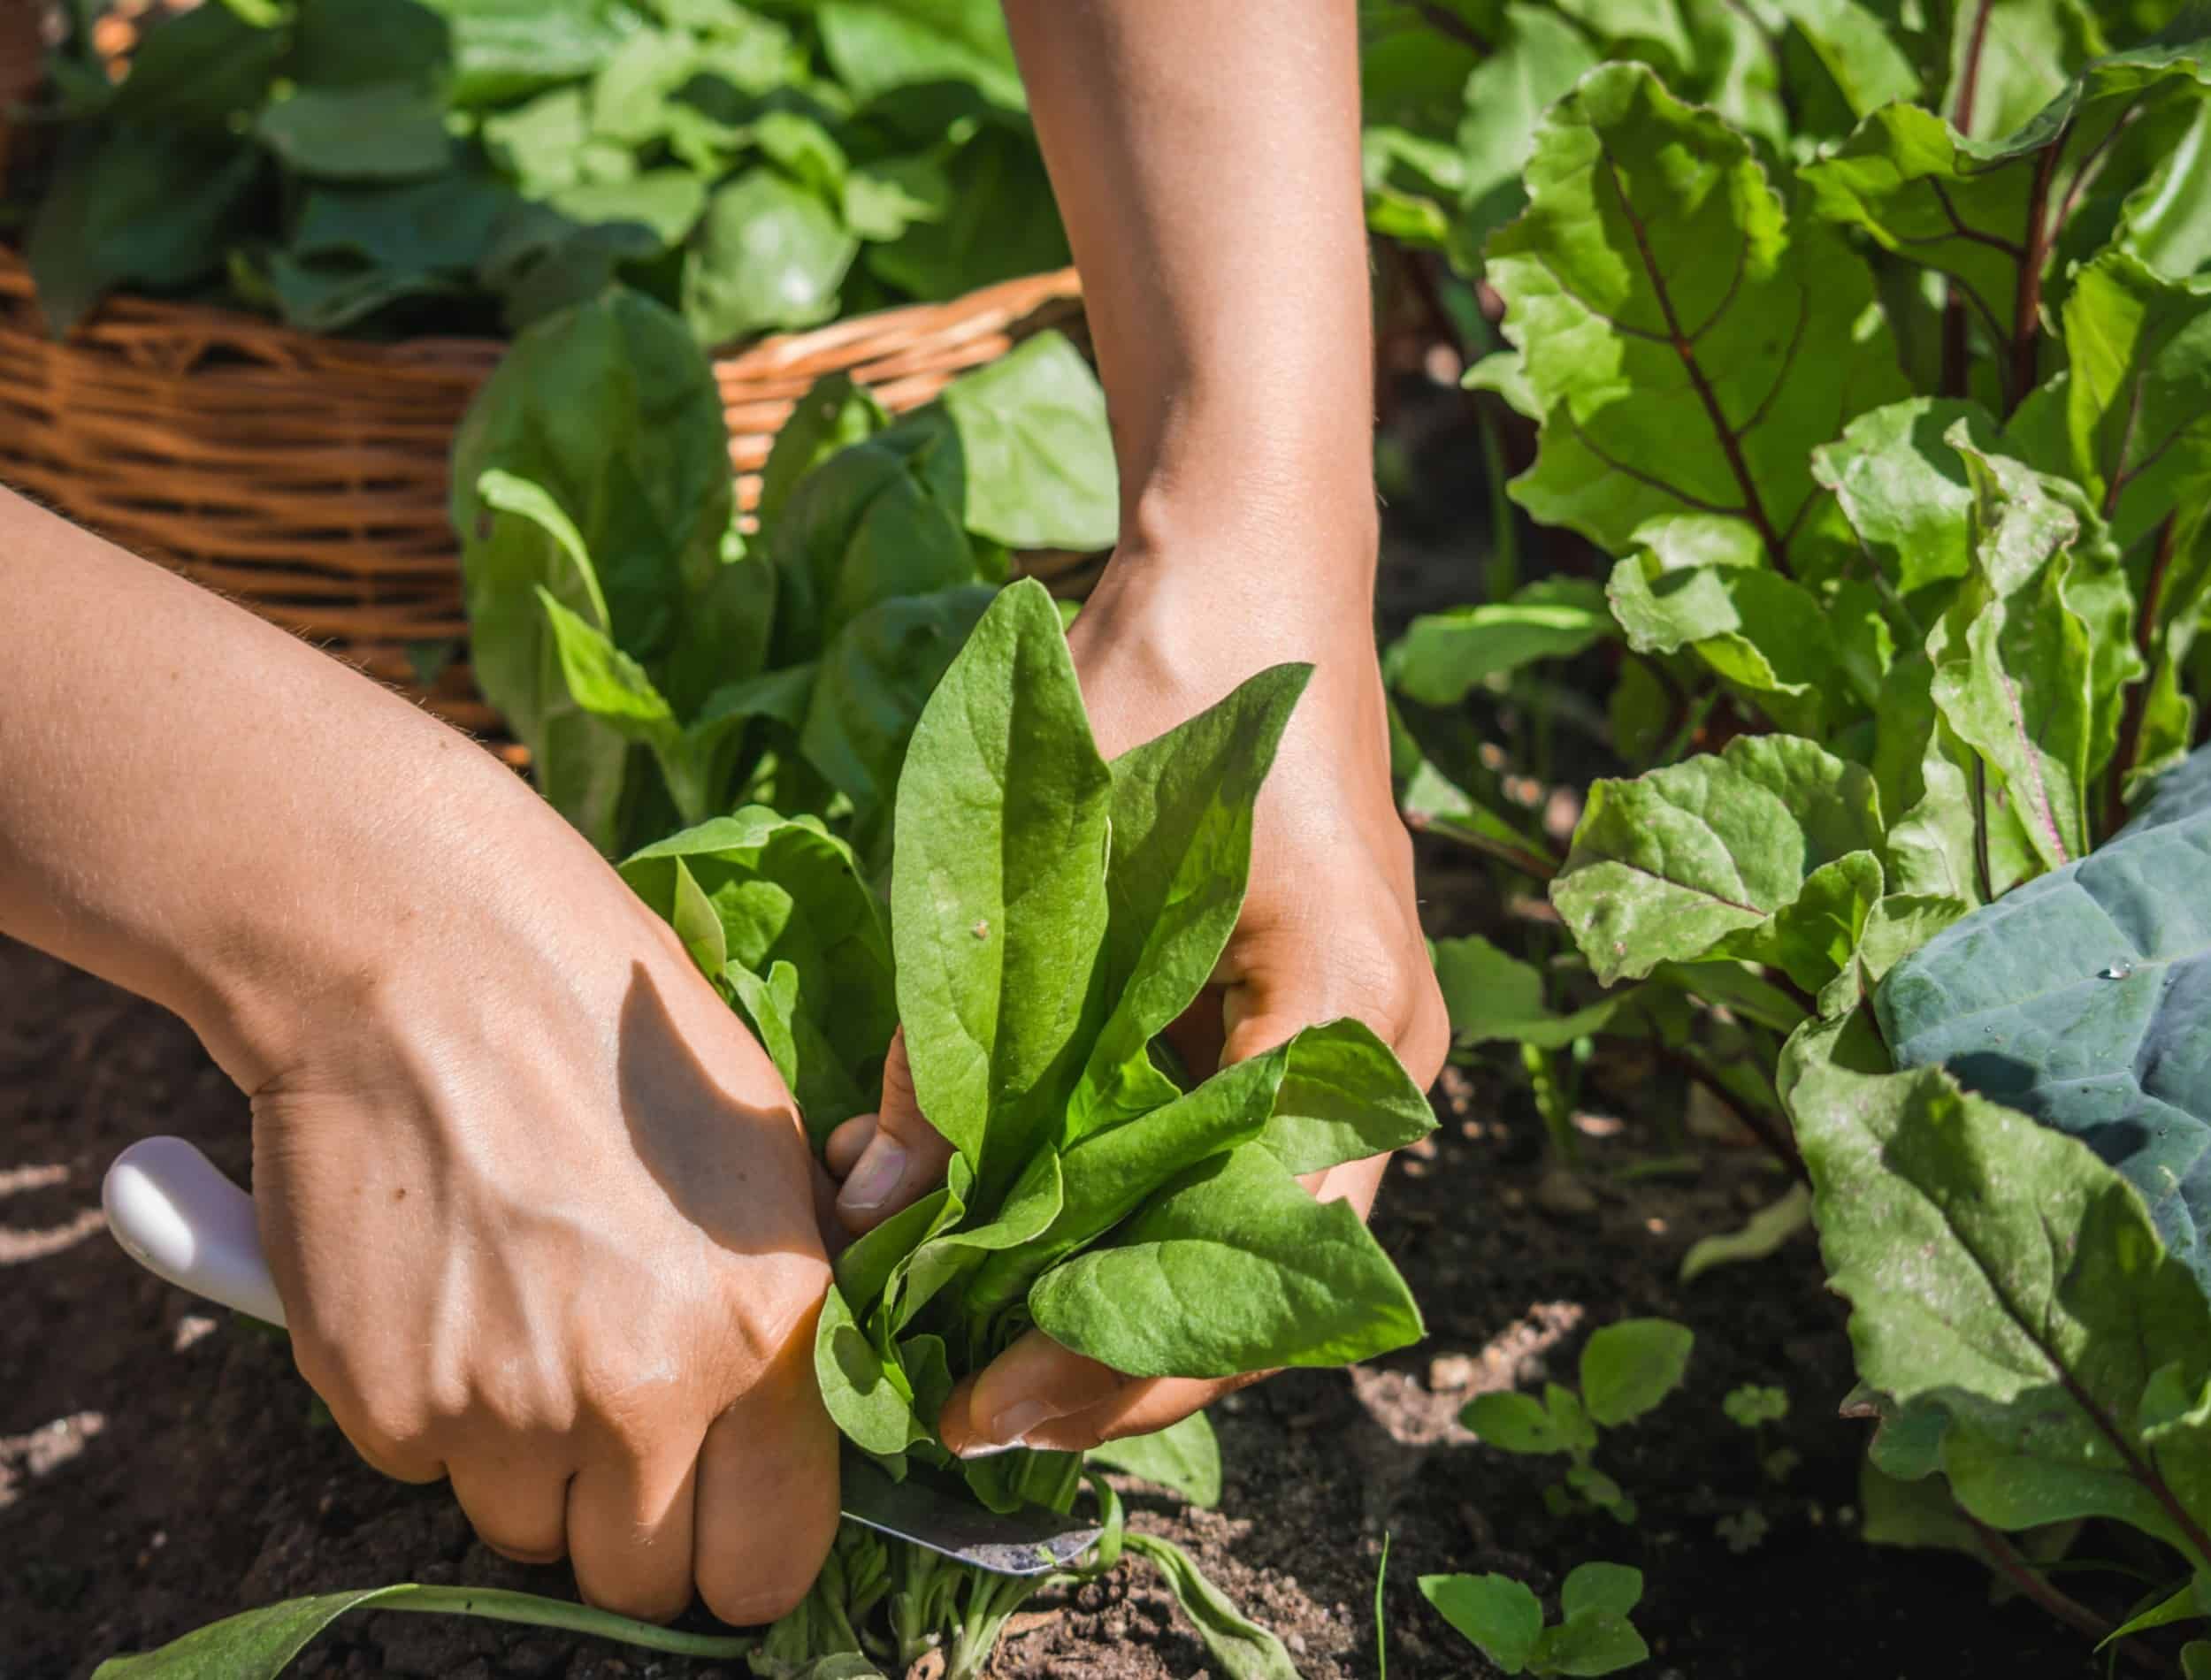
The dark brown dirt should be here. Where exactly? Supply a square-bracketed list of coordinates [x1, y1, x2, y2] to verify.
[0, 914, 2097, 1680]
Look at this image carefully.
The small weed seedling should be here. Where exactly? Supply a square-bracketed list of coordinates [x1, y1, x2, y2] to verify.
[1418, 1562, 1649, 1676]
[1464, 1320, 1692, 1523]
[1721, 1383, 1798, 1485]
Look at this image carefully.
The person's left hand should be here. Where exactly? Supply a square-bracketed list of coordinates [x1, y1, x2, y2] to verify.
[821, 518, 1448, 1456]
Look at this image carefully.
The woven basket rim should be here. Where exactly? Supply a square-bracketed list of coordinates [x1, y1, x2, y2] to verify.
[0, 244, 1083, 371]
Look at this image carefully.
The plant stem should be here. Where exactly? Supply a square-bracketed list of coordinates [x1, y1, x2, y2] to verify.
[1402, 806, 1562, 879]
[1951, 0, 1996, 134]
[2106, 514, 2179, 837]
[1939, 0, 1997, 400]
[1649, 1042, 1809, 1185]
[1477, 395, 1521, 603]
[1956, 1515, 2173, 1673]
[1411, 0, 1492, 53]
[2008, 140, 2063, 416]
[378, 1586, 753, 1658]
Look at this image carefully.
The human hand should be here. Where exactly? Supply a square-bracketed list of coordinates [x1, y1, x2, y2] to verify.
[246, 783, 837, 1625]
[824, 514, 1449, 1455]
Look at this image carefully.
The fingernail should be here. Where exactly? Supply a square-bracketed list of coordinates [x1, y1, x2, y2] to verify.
[838, 1135, 908, 1214]
[954, 1438, 1026, 1461]
[959, 1397, 1055, 1458]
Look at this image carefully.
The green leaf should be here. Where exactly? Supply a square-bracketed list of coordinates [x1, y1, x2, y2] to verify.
[1531, 1607, 1650, 1676]
[816, 0, 1026, 110]
[1259, 1016, 1437, 1174]
[2100, 1577, 2201, 1648]
[27, 136, 262, 335]
[1580, 1317, 1694, 1426]
[799, 585, 999, 859]
[1679, 1182, 1814, 1283]
[1419, 1573, 1543, 1675]
[1488, 62, 1905, 565]
[844, 154, 953, 241]
[1878, 742, 2211, 1287]
[1787, 1011, 2211, 1563]
[1606, 546, 1848, 736]
[109, 0, 287, 127]
[761, 374, 892, 531]
[1451, 5, 1600, 265]
[295, 0, 452, 87]
[457, 471, 633, 851]
[1070, 664, 1311, 1134]
[1432, 935, 1622, 1051]
[1558, 1562, 1641, 1621]
[453, 286, 733, 677]
[1125, 1533, 1302, 1680]
[814, 1283, 923, 1455]
[922, 332, 1119, 552]
[1389, 580, 1613, 708]
[1800, 41, 2211, 403]
[668, 857, 728, 978]
[291, 176, 517, 276]
[1810, 397, 2006, 596]
[727, 959, 872, 1142]
[1028, 1143, 1424, 1378]
[1465, 1389, 1574, 1456]
[93, 1584, 749, 1676]
[621, 809, 896, 1116]
[1087, 1411, 1223, 1507]
[891, 580, 1112, 1184]
[684, 169, 858, 346]
[2051, 248, 2211, 554]
[863, 126, 1068, 301]
[536, 591, 701, 812]
[548, 171, 711, 250]
[1926, 439, 2108, 872]
[769, 442, 979, 666]
[257, 83, 455, 180]
[1551, 735, 1886, 985]
[419, 0, 649, 106]
[588, 27, 702, 145]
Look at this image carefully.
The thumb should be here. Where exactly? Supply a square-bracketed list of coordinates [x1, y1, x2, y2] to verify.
[833, 1028, 956, 1233]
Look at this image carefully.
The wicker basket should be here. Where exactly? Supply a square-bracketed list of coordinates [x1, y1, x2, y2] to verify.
[0, 248, 1084, 740]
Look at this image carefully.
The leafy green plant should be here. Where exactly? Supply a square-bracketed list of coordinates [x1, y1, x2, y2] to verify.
[450, 283, 1115, 870]
[13, 0, 1066, 340]
[1464, 1318, 1692, 1523]
[1417, 1562, 1649, 1677]
[1377, 4, 2211, 1655]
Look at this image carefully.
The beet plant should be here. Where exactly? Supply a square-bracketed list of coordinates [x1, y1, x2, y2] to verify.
[1375, 2, 2211, 1658]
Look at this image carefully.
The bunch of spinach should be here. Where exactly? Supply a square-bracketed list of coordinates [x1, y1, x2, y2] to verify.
[1366, 1, 2211, 1654]
[17, 0, 1065, 340]
[624, 577, 1435, 1676]
[451, 280, 1115, 875]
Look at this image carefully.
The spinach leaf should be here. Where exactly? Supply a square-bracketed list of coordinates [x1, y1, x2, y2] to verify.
[1028, 1142, 1424, 1378]
[1068, 662, 1310, 1136]
[890, 578, 1113, 1188]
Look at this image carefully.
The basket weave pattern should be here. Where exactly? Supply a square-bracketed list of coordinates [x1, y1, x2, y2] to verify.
[0, 248, 1083, 737]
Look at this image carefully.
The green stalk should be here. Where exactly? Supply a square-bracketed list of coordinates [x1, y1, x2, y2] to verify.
[376, 1587, 753, 1658]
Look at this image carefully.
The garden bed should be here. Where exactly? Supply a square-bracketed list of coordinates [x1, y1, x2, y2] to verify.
[0, 911, 2062, 1678]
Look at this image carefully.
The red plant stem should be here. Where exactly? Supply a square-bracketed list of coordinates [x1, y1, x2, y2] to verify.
[1956, 1513, 2169, 1672]
[1411, 0, 1492, 54]
[1647, 1043, 1809, 1185]
[2008, 141, 2063, 415]
[1940, 0, 1993, 400]
[2105, 515, 2180, 836]
[1953, 0, 1996, 134]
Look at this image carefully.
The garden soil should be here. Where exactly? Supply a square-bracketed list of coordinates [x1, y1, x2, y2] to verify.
[0, 915, 2088, 1680]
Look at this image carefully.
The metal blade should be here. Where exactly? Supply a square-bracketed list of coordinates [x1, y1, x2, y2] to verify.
[838, 1456, 1102, 1577]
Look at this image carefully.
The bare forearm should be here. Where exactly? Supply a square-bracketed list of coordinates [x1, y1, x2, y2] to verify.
[0, 489, 565, 1087]
[1004, 0, 1376, 613]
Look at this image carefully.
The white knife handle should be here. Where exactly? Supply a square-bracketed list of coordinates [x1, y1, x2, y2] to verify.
[103, 1136, 287, 1329]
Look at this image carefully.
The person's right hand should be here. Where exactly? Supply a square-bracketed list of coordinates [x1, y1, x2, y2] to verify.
[244, 800, 838, 1628]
